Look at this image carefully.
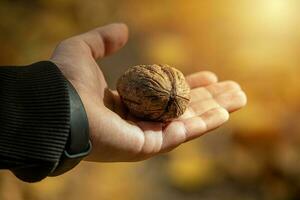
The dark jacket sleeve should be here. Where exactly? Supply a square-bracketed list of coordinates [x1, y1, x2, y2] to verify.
[0, 61, 82, 182]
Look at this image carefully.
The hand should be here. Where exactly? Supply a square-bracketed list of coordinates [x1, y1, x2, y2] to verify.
[50, 23, 247, 162]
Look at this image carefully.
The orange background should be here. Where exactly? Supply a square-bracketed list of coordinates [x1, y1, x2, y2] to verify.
[1, 0, 300, 199]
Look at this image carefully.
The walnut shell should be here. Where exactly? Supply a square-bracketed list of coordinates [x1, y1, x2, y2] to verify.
[117, 64, 190, 122]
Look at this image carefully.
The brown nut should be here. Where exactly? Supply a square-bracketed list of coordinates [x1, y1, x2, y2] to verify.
[117, 64, 190, 122]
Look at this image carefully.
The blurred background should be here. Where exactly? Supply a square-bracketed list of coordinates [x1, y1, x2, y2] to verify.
[1, 0, 300, 199]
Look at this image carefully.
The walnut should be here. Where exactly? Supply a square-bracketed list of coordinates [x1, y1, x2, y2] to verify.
[117, 64, 190, 122]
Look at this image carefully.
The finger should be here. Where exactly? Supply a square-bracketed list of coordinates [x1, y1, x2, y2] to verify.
[206, 81, 241, 96]
[185, 71, 218, 89]
[183, 107, 229, 141]
[74, 23, 128, 59]
[189, 90, 246, 114]
[190, 81, 241, 103]
[161, 107, 229, 152]
[214, 90, 247, 112]
[189, 99, 220, 116]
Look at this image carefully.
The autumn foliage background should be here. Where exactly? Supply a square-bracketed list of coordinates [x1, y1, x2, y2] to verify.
[1, 0, 300, 199]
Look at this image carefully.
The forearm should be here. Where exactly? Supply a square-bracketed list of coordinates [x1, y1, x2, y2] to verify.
[0, 61, 90, 182]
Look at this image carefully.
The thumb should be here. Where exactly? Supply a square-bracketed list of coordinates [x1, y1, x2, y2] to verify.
[53, 23, 129, 60]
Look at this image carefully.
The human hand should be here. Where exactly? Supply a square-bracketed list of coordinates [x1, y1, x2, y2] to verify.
[50, 23, 247, 162]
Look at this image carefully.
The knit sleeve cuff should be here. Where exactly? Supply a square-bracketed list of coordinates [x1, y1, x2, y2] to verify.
[0, 61, 71, 182]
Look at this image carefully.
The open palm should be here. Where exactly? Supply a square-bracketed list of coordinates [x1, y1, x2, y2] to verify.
[50, 23, 247, 162]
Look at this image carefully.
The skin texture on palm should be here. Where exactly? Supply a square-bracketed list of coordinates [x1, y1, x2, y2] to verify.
[50, 23, 247, 162]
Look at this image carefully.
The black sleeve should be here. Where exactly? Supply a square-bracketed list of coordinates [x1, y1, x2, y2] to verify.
[0, 61, 90, 182]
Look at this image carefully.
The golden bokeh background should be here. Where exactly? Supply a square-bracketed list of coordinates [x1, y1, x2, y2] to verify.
[1, 0, 300, 199]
